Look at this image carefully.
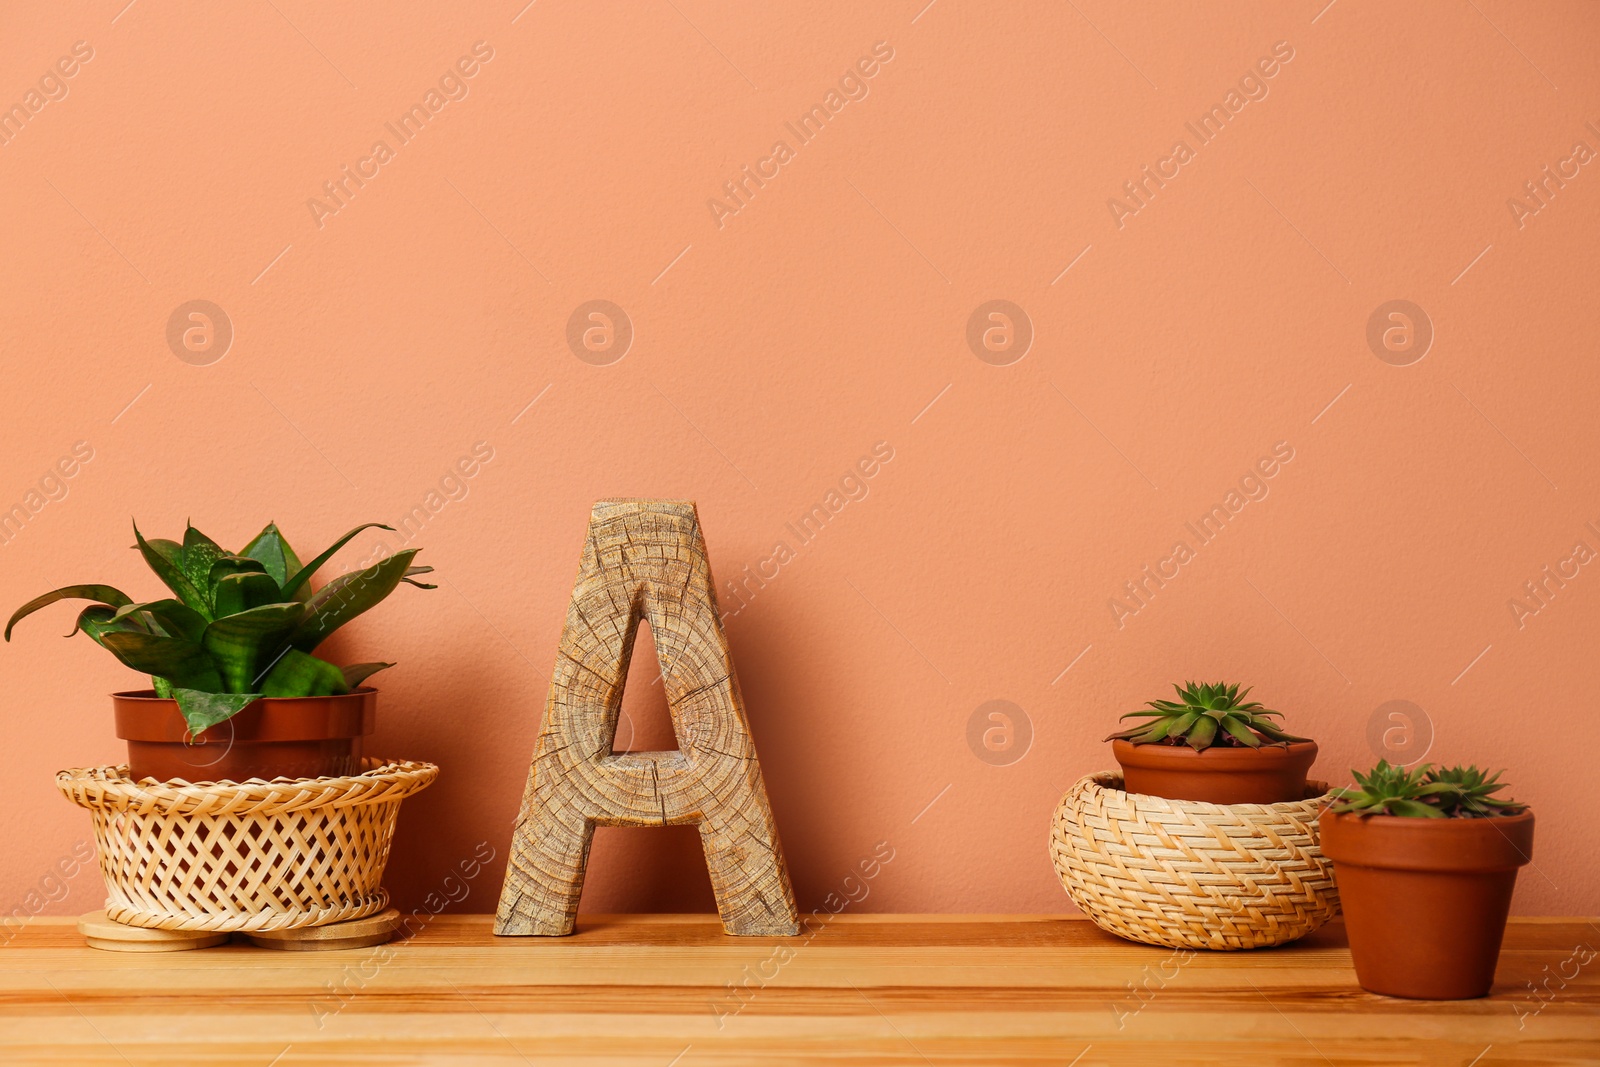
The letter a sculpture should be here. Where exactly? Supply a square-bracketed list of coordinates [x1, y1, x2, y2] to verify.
[495, 499, 800, 936]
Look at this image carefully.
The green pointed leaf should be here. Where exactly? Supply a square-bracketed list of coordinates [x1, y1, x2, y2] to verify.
[1220, 716, 1262, 747]
[280, 523, 395, 600]
[71, 604, 125, 646]
[240, 523, 307, 598]
[1186, 715, 1219, 750]
[108, 600, 206, 643]
[212, 571, 286, 618]
[134, 524, 209, 616]
[200, 602, 306, 691]
[138, 599, 208, 643]
[1387, 798, 1447, 818]
[1169, 709, 1201, 737]
[99, 631, 224, 691]
[260, 649, 350, 697]
[207, 554, 268, 586]
[181, 526, 228, 598]
[1252, 719, 1310, 743]
[341, 661, 393, 688]
[6, 585, 133, 641]
[1141, 716, 1175, 742]
[171, 688, 259, 738]
[290, 548, 423, 653]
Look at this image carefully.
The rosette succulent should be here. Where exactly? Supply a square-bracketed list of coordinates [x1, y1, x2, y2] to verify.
[5, 521, 431, 735]
[1106, 680, 1309, 751]
[1331, 761, 1525, 818]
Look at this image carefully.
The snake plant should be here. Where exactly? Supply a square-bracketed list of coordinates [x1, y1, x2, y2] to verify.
[1330, 761, 1525, 818]
[5, 521, 432, 735]
[1106, 681, 1309, 751]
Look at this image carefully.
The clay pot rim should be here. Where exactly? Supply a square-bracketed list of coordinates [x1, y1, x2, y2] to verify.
[113, 688, 377, 744]
[112, 687, 378, 702]
[1320, 809, 1535, 830]
[1320, 808, 1535, 872]
[1111, 738, 1318, 764]
[1095, 771, 1334, 806]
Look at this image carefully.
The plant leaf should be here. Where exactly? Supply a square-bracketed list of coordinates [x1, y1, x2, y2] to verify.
[280, 523, 395, 600]
[180, 525, 228, 599]
[171, 688, 259, 738]
[1141, 716, 1175, 742]
[1186, 715, 1219, 750]
[200, 602, 306, 691]
[341, 662, 393, 688]
[260, 649, 350, 697]
[134, 524, 210, 616]
[290, 548, 423, 653]
[99, 631, 224, 690]
[206, 554, 268, 585]
[1252, 719, 1310, 743]
[6, 585, 133, 641]
[211, 571, 286, 618]
[1387, 798, 1447, 818]
[1169, 709, 1201, 737]
[1220, 716, 1262, 747]
[240, 523, 307, 598]
[71, 604, 125, 646]
[114, 599, 207, 644]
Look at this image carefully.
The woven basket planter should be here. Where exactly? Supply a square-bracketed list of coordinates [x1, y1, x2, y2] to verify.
[57, 758, 437, 933]
[1050, 771, 1339, 950]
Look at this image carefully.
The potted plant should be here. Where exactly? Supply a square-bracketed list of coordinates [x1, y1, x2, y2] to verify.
[6, 520, 431, 782]
[1105, 681, 1316, 804]
[1320, 761, 1533, 999]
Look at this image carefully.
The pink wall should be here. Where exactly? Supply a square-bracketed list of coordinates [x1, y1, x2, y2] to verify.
[2, 1, 1597, 921]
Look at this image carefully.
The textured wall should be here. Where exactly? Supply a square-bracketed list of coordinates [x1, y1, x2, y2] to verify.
[1, 1, 1597, 921]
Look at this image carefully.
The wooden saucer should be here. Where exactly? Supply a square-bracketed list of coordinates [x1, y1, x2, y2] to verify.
[78, 911, 229, 952]
[242, 908, 401, 951]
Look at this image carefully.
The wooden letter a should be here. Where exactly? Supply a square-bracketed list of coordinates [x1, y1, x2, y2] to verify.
[495, 499, 800, 936]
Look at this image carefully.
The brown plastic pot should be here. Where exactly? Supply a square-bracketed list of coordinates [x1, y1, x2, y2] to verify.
[1319, 809, 1534, 999]
[113, 688, 376, 783]
[1111, 739, 1318, 804]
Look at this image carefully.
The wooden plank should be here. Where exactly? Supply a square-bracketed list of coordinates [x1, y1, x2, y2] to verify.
[0, 915, 1595, 1066]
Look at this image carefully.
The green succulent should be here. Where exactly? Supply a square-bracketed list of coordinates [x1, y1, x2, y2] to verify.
[5, 520, 432, 736]
[1106, 681, 1308, 751]
[1330, 760, 1525, 818]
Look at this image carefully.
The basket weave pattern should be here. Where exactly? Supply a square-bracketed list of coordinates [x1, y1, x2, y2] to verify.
[1050, 772, 1339, 950]
[58, 758, 437, 932]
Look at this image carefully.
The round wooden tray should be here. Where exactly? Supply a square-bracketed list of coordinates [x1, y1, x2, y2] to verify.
[79, 907, 402, 952]
[241, 908, 401, 951]
[78, 910, 228, 952]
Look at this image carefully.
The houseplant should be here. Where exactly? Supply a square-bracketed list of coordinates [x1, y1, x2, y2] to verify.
[1106, 681, 1316, 803]
[1320, 761, 1534, 999]
[6, 520, 431, 781]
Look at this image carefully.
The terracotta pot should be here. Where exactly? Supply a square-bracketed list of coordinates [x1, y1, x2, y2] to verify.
[1111, 739, 1318, 804]
[1319, 810, 1534, 999]
[113, 689, 376, 783]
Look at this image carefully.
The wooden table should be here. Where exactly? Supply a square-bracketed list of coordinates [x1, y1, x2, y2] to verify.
[2, 915, 1596, 1065]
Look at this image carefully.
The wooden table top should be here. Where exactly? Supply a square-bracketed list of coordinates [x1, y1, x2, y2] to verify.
[2, 914, 1596, 1065]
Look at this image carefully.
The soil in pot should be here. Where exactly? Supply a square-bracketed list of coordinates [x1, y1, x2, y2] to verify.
[1112, 738, 1318, 804]
[1319, 810, 1534, 999]
[113, 688, 377, 783]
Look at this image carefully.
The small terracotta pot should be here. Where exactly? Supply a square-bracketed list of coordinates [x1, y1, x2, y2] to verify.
[1319, 810, 1534, 999]
[1111, 739, 1318, 804]
[113, 688, 376, 783]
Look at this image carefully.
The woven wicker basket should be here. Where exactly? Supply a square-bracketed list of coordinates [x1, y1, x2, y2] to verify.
[1050, 772, 1339, 950]
[57, 758, 437, 933]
